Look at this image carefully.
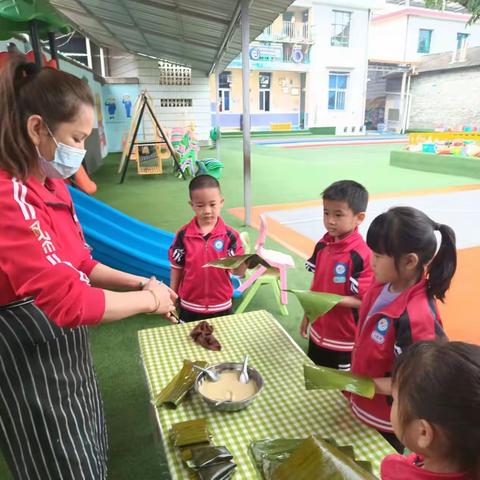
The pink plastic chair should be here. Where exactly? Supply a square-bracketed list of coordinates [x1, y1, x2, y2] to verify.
[235, 214, 295, 313]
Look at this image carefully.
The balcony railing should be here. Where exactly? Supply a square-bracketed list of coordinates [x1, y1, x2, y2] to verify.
[258, 21, 313, 43]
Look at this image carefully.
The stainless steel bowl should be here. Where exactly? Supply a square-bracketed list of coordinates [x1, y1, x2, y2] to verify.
[194, 362, 264, 412]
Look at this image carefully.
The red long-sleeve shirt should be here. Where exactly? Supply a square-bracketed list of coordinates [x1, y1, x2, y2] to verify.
[381, 454, 471, 479]
[305, 229, 374, 351]
[0, 170, 105, 328]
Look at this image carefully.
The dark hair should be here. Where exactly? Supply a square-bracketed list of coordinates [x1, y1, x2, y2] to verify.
[322, 180, 368, 214]
[189, 174, 220, 197]
[393, 341, 480, 474]
[0, 54, 94, 180]
[366, 206, 456, 301]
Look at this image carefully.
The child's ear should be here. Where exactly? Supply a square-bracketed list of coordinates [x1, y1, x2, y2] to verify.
[416, 419, 435, 450]
[356, 212, 366, 224]
[404, 253, 419, 271]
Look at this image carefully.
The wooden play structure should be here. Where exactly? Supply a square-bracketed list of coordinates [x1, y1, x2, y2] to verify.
[118, 90, 185, 182]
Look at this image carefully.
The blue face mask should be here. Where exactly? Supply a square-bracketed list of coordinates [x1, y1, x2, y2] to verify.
[38, 126, 87, 179]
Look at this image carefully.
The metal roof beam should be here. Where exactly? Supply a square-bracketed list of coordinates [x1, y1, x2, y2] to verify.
[98, 17, 220, 51]
[129, 0, 230, 26]
[51, 1, 132, 52]
[209, 0, 243, 75]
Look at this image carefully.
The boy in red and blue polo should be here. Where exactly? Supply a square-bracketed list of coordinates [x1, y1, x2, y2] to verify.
[301, 180, 374, 370]
[169, 175, 245, 322]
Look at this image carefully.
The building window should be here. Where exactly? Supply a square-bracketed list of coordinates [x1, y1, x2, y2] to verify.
[387, 108, 400, 121]
[331, 10, 351, 47]
[160, 98, 192, 107]
[57, 32, 89, 66]
[218, 71, 231, 112]
[457, 32, 469, 50]
[417, 29, 432, 54]
[328, 72, 348, 110]
[158, 62, 191, 85]
[259, 72, 271, 111]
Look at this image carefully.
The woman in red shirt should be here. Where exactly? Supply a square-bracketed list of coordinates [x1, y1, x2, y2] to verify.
[381, 341, 480, 480]
[0, 56, 177, 479]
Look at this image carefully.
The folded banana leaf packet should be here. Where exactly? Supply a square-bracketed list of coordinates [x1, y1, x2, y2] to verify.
[171, 418, 211, 448]
[261, 436, 376, 480]
[196, 461, 236, 480]
[186, 446, 233, 470]
[250, 436, 375, 480]
[155, 360, 208, 408]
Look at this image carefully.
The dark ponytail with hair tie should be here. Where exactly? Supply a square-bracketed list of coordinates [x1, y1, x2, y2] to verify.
[367, 207, 456, 302]
[13, 59, 40, 91]
[426, 223, 457, 302]
[19, 61, 40, 76]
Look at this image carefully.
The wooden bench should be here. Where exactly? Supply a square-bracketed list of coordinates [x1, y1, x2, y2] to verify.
[271, 122, 292, 131]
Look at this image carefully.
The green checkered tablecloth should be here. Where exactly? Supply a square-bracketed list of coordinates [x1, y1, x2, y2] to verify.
[138, 310, 395, 479]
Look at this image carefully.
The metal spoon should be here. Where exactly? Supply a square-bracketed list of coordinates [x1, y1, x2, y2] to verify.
[214, 390, 232, 407]
[193, 365, 219, 382]
[239, 355, 250, 384]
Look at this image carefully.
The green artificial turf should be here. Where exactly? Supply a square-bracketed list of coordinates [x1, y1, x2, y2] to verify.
[1, 138, 476, 479]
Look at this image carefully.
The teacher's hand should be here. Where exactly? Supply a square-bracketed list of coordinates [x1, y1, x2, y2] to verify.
[144, 277, 178, 321]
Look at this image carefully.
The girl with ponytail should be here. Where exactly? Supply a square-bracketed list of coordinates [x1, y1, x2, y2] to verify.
[343, 207, 457, 452]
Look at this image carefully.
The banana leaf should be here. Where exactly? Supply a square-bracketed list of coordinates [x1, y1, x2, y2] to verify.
[287, 290, 343, 322]
[204, 254, 270, 270]
[251, 437, 374, 480]
[171, 418, 211, 448]
[197, 461, 236, 480]
[271, 436, 376, 480]
[251, 438, 303, 478]
[304, 365, 375, 399]
[186, 446, 233, 470]
[154, 359, 207, 408]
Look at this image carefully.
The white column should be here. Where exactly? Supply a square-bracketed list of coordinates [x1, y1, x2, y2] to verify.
[399, 71, 407, 134]
[100, 47, 106, 77]
[85, 37, 93, 69]
[241, 0, 251, 226]
[215, 65, 221, 160]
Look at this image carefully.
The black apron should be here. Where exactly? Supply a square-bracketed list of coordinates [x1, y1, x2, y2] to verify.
[0, 298, 108, 480]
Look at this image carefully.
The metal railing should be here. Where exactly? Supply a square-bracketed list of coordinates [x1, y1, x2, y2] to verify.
[258, 21, 312, 43]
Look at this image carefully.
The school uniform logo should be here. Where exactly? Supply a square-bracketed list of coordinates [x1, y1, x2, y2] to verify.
[333, 262, 347, 283]
[371, 317, 391, 344]
[213, 239, 224, 252]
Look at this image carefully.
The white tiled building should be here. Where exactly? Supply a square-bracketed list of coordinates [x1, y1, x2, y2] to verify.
[305, 0, 383, 130]
[366, 1, 480, 132]
[369, 4, 480, 63]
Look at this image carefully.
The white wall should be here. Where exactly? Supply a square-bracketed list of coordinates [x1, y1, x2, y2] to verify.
[306, 2, 371, 127]
[369, 16, 408, 61]
[137, 58, 211, 142]
[108, 52, 211, 141]
[370, 13, 480, 62]
[405, 16, 480, 61]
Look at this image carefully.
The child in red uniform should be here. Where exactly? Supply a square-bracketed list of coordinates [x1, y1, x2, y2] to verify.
[381, 341, 480, 480]
[169, 175, 245, 322]
[300, 180, 374, 370]
[349, 206, 456, 451]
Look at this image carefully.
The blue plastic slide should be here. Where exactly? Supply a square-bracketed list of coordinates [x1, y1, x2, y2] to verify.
[69, 186, 173, 283]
